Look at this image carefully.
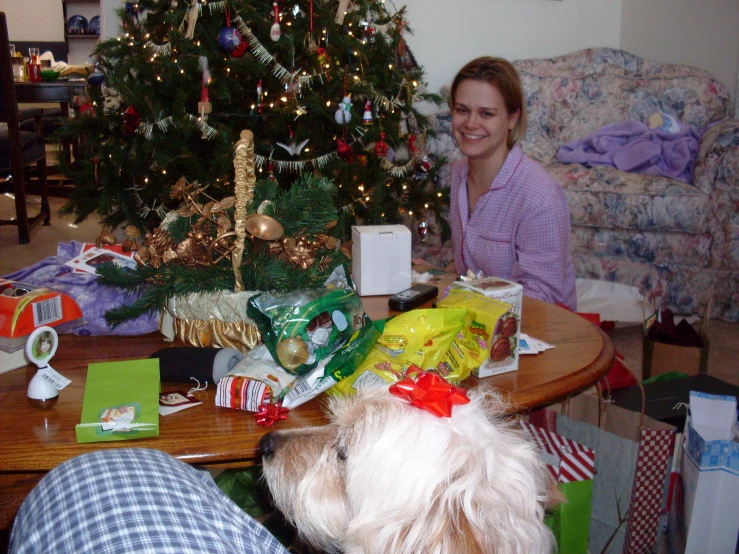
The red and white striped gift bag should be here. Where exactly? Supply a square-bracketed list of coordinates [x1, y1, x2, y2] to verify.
[522, 421, 596, 483]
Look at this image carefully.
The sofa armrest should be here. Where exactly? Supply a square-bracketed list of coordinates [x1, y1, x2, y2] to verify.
[693, 118, 739, 195]
[521, 121, 558, 166]
[693, 118, 739, 269]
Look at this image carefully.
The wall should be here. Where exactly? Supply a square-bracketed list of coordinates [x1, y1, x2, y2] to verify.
[0, 0, 99, 65]
[101, 0, 121, 40]
[401, 0, 622, 96]
[620, 0, 739, 106]
[0, 0, 64, 41]
[4, 0, 735, 105]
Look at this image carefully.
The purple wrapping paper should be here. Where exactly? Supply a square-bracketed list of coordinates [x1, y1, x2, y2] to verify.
[3, 241, 158, 336]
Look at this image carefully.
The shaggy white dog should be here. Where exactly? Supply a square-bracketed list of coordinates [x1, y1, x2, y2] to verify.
[260, 385, 558, 554]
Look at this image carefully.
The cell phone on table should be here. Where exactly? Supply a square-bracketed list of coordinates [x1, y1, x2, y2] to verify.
[388, 284, 438, 312]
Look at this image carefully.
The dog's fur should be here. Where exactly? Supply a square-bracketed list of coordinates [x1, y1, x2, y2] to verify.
[260, 386, 558, 554]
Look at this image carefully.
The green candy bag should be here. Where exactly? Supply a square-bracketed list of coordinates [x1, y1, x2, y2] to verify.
[247, 288, 366, 375]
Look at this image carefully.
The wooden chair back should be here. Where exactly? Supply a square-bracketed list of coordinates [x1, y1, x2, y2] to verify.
[0, 11, 50, 244]
[0, 12, 20, 128]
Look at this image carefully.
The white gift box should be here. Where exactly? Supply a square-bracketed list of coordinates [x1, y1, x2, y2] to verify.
[671, 391, 739, 553]
[451, 277, 523, 377]
[351, 225, 411, 296]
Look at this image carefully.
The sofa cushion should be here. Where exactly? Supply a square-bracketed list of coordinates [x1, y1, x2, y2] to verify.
[572, 254, 739, 319]
[549, 163, 710, 234]
[570, 227, 712, 267]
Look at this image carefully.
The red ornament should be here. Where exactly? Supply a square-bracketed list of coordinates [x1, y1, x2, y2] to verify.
[268, 162, 277, 182]
[124, 105, 140, 134]
[230, 39, 248, 58]
[255, 402, 290, 427]
[389, 366, 470, 418]
[270, 2, 281, 41]
[375, 132, 388, 157]
[79, 102, 94, 117]
[408, 133, 418, 154]
[336, 137, 355, 164]
[316, 47, 329, 66]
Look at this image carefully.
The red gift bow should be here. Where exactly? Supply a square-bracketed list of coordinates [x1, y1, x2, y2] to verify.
[389, 366, 470, 418]
[255, 403, 290, 427]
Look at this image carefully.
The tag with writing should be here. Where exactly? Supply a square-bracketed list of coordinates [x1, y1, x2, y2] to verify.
[159, 392, 203, 416]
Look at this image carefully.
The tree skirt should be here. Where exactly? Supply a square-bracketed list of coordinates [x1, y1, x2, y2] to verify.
[3, 241, 158, 336]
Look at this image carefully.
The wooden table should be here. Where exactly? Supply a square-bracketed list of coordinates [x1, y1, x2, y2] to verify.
[14, 81, 87, 117]
[14, 80, 87, 172]
[0, 291, 614, 530]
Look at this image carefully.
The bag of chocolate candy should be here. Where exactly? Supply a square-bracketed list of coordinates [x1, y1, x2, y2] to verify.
[247, 288, 366, 375]
[436, 287, 512, 373]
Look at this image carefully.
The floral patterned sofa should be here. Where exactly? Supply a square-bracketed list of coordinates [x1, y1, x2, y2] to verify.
[419, 47, 739, 322]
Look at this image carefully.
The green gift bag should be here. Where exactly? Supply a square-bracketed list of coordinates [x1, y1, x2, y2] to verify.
[546, 479, 594, 553]
[75, 359, 160, 443]
[522, 421, 596, 554]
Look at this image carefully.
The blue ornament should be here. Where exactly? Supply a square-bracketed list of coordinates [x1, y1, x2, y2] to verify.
[217, 27, 241, 52]
[87, 69, 105, 86]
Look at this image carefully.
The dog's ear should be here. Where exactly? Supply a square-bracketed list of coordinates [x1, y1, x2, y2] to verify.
[350, 497, 487, 554]
[546, 475, 566, 509]
[436, 501, 488, 554]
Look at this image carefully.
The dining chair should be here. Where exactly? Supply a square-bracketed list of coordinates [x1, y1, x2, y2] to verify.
[0, 11, 50, 244]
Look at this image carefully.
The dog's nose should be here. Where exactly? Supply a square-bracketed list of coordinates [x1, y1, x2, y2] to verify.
[259, 432, 280, 458]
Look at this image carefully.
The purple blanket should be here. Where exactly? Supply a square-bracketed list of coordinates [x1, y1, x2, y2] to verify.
[557, 121, 700, 183]
[3, 241, 158, 336]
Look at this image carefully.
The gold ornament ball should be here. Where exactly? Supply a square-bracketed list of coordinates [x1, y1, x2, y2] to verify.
[276, 337, 310, 372]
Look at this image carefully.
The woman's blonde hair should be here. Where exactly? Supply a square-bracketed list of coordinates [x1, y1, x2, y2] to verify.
[449, 56, 527, 149]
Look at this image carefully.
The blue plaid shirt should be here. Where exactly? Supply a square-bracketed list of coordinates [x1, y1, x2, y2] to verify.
[10, 448, 290, 554]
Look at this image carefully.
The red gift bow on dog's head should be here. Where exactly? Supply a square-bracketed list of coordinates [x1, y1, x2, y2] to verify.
[389, 366, 470, 418]
[255, 403, 290, 427]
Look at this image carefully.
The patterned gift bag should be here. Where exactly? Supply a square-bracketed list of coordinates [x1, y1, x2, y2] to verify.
[622, 428, 676, 552]
[555, 392, 676, 554]
[522, 421, 596, 554]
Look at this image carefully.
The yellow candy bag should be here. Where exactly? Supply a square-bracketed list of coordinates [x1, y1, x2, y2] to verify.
[329, 308, 467, 397]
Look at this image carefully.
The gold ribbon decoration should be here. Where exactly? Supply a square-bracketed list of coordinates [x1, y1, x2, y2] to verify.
[232, 130, 256, 292]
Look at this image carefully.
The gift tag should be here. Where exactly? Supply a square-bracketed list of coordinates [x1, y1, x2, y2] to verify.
[37, 366, 72, 391]
[159, 392, 203, 415]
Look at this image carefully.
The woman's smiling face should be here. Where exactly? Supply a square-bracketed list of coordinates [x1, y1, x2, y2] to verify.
[451, 79, 519, 164]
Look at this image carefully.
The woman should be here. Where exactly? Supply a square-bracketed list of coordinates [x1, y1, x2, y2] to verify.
[447, 57, 577, 310]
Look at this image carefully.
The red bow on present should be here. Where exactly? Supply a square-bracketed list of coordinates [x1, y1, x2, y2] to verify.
[255, 403, 290, 427]
[389, 366, 470, 418]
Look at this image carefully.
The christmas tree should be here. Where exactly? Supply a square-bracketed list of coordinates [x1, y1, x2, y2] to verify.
[58, 0, 448, 241]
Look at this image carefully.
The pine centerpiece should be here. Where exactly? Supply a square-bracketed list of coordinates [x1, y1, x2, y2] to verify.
[98, 130, 349, 334]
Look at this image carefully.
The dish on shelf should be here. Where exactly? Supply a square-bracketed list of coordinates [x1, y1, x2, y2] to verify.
[66, 15, 89, 35]
[89, 16, 100, 35]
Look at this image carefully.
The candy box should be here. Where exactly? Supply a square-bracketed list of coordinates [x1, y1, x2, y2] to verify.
[351, 225, 411, 296]
[0, 280, 84, 354]
[450, 277, 523, 377]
